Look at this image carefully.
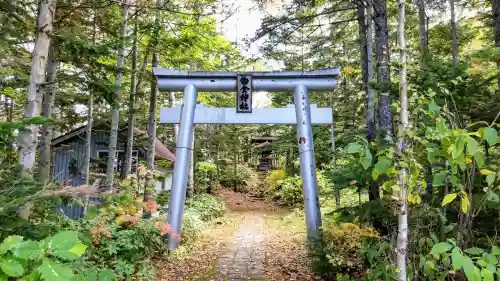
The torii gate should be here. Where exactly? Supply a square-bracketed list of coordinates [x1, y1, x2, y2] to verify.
[153, 68, 340, 249]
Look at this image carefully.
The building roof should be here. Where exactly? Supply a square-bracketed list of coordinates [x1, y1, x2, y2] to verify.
[252, 141, 271, 148]
[132, 128, 176, 162]
[250, 136, 275, 142]
[51, 122, 176, 162]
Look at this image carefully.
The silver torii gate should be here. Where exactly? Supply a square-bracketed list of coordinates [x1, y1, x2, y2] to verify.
[153, 68, 340, 249]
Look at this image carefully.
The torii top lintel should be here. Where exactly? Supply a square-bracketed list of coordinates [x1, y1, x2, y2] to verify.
[152, 68, 341, 92]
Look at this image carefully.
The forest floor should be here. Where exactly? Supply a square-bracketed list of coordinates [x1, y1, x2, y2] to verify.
[157, 189, 323, 281]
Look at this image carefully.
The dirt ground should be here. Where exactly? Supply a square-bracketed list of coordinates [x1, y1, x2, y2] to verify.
[156, 189, 322, 281]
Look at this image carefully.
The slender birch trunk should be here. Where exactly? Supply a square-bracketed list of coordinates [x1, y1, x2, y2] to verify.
[450, 0, 459, 66]
[37, 45, 58, 181]
[365, 2, 376, 143]
[144, 0, 161, 210]
[4, 97, 12, 122]
[83, 93, 93, 185]
[83, 1, 98, 186]
[17, 0, 57, 170]
[492, 0, 500, 89]
[121, 11, 139, 180]
[106, 0, 129, 188]
[396, 0, 409, 279]
[357, 2, 368, 94]
[374, 0, 393, 144]
[168, 92, 178, 144]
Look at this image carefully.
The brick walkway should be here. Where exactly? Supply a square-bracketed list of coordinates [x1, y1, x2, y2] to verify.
[214, 213, 266, 281]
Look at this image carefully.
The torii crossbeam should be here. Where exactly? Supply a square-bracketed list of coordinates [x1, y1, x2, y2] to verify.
[160, 104, 333, 124]
[153, 68, 340, 249]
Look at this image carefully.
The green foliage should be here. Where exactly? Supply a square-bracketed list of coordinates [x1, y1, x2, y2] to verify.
[0, 231, 87, 281]
[323, 222, 379, 273]
[0, 166, 72, 240]
[0, 146, 73, 241]
[185, 194, 227, 222]
[181, 211, 205, 244]
[266, 169, 286, 190]
[422, 239, 500, 281]
[155, 190, 171, 208]
[361, 239, 398, 280]
[195, 161, 219, 193]
[270, 171, 333, 206]
[219, 164, 259, 193]
[346, 141, 373, 171]
[275, 175, 303, 206]
[181, 194, 227, 243]
[78, 217, 167, 281]
[0, 119, 85, 242]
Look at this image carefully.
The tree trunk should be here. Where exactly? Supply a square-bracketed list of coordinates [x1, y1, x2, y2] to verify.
[168, 92, 178, 144]
[37, 44, 58, 181]
[144, 0, 161, 211]
[493, 0, 500, 89]
[106, 0, 129, 189]
[121, 13, 139, 180]
[369, 0, 381, 201]
[374, 0, 393, 144]
[396, 0, 409, 279]
[233, 145, 237, 192]
[366, 4, 379, 200]
[186, 129, 195, 198]
[450, 0, 459, 67]
[357, 3, 368, 95]
[146, 47, 159, 170]
[83, 8, 97, 185]
[329, 91, 339, 207]
[4, 97, 12, 122]
[83, 93, 93, 185]
[17, 0, 57, 170]
[417, 0, 428, 56]
[366, 2, 376, 143]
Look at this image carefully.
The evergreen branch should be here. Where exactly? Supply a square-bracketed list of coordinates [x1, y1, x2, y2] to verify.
[110, 0, 215, 19]
[0, 4, 28, 27]
[55, 0, 116, 25]
[254, 5, 355, 41]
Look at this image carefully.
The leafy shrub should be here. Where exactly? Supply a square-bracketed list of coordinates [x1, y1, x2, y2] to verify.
[0, 231, 93, 281]
[181, 210, 205, 244]
[195, 161, 219, 193]
[270, 171, 334, 206]
[181, 194, 227, 244]
[420, 239, 500, 281]
[79, 216, 169, 281]
[219, 164, 259, 193]
[277, 175, 303, 206]
[156, 190, 171, 206]
[76, 192, 170, 281]
[267, 169, 286, 190]
[155, 190, 171, 214]
[361, 239, 398, 280]
[323, 223, 379, 274]
[0, 166, 85, 241]
[185, 194, 227, 222]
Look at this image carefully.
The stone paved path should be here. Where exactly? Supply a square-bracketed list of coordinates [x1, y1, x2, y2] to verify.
[214, 213, 266, 281]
